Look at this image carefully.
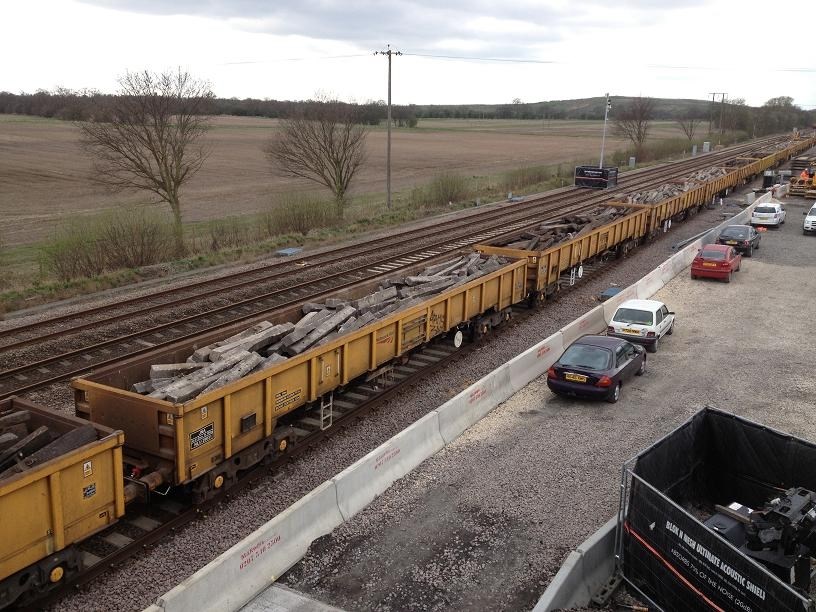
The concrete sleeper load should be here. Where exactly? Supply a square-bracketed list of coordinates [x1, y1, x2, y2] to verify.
[132, 253, 508, 403]
[623, 167, 729, 205]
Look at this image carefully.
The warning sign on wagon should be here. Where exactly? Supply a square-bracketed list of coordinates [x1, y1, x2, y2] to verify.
[190, 423, 215, 450]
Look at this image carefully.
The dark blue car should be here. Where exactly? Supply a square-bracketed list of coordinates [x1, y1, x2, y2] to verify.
[547, 335, 646, 403]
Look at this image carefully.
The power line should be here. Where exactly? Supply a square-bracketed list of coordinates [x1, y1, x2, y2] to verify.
[221, 54, 369, 65]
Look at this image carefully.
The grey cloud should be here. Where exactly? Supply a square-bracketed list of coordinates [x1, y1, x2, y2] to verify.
[78, 1, 695, 57]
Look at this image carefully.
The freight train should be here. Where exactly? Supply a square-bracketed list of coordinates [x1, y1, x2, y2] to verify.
[1, 134, 814, 608]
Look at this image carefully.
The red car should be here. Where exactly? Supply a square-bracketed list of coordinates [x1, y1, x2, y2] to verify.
[690, 244, 741, 283]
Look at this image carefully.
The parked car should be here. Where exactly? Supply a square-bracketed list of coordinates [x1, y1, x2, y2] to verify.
[690, 244, 741, 283]
[750, 202, 786, 227]
[547, 335, 646, 403]
[716, 225, 760, 257]
[803, 204, 816, 235]
[607, 299, 675, 353]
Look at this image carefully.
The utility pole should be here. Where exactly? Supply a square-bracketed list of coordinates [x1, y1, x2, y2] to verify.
[599, 93, 612, 168]
[718, 93, 728, 144]
[374, 44, 402, 210]
[708, 92, 726, 135]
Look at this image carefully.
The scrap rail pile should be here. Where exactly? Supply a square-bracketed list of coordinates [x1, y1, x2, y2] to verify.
[0, 410, 95, 480]
[132, 253, 508, 403]
[623, 167, 728, 204]
[494, 205, 634, 251]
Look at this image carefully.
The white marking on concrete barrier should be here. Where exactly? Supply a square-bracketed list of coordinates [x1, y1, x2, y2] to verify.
[333, 412, 445, 520]
[436, 366, 512, 444]
[559, 305, 606, 347]
[154, 481, 343, 612]
[506, 331, 564, 394]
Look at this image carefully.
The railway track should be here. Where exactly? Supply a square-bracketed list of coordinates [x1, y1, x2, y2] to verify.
[0, 136, 789, 401]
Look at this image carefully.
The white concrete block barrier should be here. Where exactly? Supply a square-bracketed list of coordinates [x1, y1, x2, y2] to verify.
[532, 516, 617, 611]
[634, 267, 665, 300]
[559, 304, 606, 347]
[333, 411, 445, 520]
[506, 331, 564, 395]
[436, 365, 513, 443]
[153, 481, 344, 612]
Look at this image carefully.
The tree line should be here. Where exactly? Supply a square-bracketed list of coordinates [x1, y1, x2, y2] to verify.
[0, 90, 418, 127]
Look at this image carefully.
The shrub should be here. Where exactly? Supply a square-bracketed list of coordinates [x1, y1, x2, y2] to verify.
[40, 207, 174, 281]
[207, 216, 257, 251]
[501, 165, 550, 192]
[263, 193, 336, 236]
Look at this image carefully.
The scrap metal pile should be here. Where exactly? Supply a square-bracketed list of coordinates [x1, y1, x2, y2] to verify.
[0, 410, 96, 480]
[496, 205, 634, 251]
[132, 253, 508, 403]
[623, 167, 728, 204]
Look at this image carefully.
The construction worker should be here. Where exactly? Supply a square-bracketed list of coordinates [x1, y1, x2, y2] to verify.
[800, 169, 810, 182]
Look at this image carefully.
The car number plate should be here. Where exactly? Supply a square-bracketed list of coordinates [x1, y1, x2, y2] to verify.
[703, 262, 716, 267]
[726, 240, 737, 245]
[621, 328, 640, 335]
[565, 373, 587, 383]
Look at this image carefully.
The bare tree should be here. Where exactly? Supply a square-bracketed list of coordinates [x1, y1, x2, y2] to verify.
[614, 96, 655, 158]
[266, 98, 367, 218]
[676, 113, 701, 141]
[79, 70, 214, 254]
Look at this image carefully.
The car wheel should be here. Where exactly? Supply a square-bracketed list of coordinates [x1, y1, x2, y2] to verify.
[745, 246, 753, 258]
[725, 271, 732, 283]
[690, 273, 696, 280]
[647, 337, 658, 353]
[666, 321, 674, 335]
[636, 356, 646, 376]
[606, 382, 621, 403]
[736, 261, 741, 272]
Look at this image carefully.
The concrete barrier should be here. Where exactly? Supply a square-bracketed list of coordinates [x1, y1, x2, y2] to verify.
[532, 517, 617, 611]
[634, 267, 665, 300]
[436, 365, 512, 443]
[333, 411, 445, 520]
[506, 331, 564, 394]
[559, 305, 606, 346]
[154, 481, 344, 612]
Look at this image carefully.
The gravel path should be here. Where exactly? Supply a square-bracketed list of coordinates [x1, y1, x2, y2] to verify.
[276, 194, 816, 612]
[49, 186, 763, 611]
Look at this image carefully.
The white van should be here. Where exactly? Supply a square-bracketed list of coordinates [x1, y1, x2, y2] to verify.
[803, 204, 816, 235]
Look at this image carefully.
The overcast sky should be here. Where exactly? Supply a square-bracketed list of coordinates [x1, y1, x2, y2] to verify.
[3, 0, 814, 108]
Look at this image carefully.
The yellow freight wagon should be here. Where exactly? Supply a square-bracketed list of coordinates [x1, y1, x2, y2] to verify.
[73, 257, 527, 501]
[0, 397, 124, 608]
[476, 206, 650, 298]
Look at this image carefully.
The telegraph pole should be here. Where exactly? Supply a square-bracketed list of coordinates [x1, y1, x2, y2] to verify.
[374, 44, 401, 210]
[718, 93, 728, 144]
[599, 93, 612, 168]
[708, 92, 727, 136]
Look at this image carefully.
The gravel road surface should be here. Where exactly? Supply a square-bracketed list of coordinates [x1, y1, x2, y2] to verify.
[279, 195, 816, 612]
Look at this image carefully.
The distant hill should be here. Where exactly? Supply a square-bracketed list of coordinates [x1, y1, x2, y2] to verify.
[411, 97, 715, 121]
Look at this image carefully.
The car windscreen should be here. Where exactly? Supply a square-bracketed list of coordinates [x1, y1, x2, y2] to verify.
[809, 207, 816, 217]
[559, 345, 612, 370]
[700, 248, 727, 260]
[755, 206, 776, 214]
[720, 227, 748, 238]
[612, 308, 653, 325]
